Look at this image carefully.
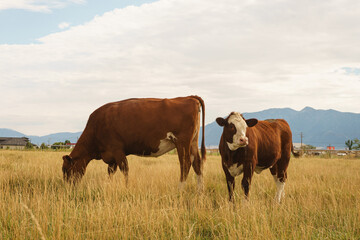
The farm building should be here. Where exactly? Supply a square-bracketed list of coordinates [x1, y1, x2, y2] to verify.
[293, 143, 309, 150]
[326, 145, 335, 150]
[0, 137, 29, 150]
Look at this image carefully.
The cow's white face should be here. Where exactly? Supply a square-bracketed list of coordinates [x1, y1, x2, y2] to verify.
[216, 112, 258, 151]
[227, 113, 249, 150]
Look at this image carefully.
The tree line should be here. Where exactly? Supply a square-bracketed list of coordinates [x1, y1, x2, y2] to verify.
[25, 140, 72, 150]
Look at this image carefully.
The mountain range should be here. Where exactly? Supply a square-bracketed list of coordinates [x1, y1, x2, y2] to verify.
[1, 107, 359, 149]
[203, 107, 360, 149]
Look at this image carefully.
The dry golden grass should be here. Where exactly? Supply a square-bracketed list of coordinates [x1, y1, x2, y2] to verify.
[0, 150, 359, 239]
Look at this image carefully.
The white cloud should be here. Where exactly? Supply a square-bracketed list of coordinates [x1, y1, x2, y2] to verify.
[58, 22, 71, 29]
[1, 0, 360, 135]
[0, 0, 85, 12]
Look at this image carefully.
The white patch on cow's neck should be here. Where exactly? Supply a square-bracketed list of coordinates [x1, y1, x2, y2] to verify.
[227, 112, 248, 151]
[150, 132, 176, 157]
[227, 142, 246, 151]
[228, 163, 244, 177]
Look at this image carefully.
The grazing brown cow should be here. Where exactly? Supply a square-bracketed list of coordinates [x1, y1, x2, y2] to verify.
[62, 96, 206, 190]
[216, 112, 299, 203]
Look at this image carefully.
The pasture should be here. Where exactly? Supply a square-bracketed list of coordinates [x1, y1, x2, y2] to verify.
[0, 150, 359, 239]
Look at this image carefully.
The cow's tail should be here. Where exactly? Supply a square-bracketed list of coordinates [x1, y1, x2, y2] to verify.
[291, 144, 301, 158]
[191, 95, 206, 162]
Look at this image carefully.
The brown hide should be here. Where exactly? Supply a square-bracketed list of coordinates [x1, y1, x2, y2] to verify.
[218, 113, 297, 202]
[62, 96, 206, 187]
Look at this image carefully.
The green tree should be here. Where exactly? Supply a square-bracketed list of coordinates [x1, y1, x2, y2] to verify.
[40, 143, 48, 149]
[353, 138, 360, 150]
[51, 142, 64, 149]
[25, 141, 34, 149]
[303, 144, 316, 150]
[345, 139, 354, 150]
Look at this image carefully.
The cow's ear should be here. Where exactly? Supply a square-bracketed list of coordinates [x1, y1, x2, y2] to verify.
[216, 117, 227, 127]
[246, 118, 258, 127]
[62, 155, 72, 163]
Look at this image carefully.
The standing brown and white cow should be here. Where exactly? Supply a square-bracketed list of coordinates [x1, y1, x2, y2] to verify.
[216, 112, 299, 203]
[62, 96, 206, 190]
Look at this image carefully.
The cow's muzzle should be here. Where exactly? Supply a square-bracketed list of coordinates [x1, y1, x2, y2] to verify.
[238, 137, 248, 147]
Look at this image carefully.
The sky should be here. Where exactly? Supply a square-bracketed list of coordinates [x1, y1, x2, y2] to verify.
[1, 0, 360, 136]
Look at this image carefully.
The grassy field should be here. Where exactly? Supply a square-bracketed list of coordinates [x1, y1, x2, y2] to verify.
[0, 150, 359, 239]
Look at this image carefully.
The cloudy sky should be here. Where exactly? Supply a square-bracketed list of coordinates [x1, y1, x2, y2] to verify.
[1, 0, 359, 136]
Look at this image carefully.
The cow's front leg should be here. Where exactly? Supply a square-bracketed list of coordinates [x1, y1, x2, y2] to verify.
[241, 162, 254, 201]
[113, 150, 129, 187]
[107, 162, 118, 179]
[223, 164, 235, 202]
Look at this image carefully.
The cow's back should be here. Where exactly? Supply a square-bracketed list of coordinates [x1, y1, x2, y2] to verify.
[85, 97, 200, 155]
[248, 119, 292, 168]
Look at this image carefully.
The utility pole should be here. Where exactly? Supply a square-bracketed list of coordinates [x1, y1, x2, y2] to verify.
[299, 132, 304, 155]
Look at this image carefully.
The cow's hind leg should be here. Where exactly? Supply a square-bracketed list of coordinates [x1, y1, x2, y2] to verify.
[191, 141, 204, 192]
[176, 141, 192, 190]
[270, 165, 285, 203]
[270, 157, 289, 203]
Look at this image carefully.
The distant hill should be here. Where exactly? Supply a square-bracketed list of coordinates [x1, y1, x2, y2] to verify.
[0, 128, 82, 146]
[0, 129, 25, 138]
[28, 132, 82, 146]
[1, 107, 359, 149]
[203, 107, 360, 149]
